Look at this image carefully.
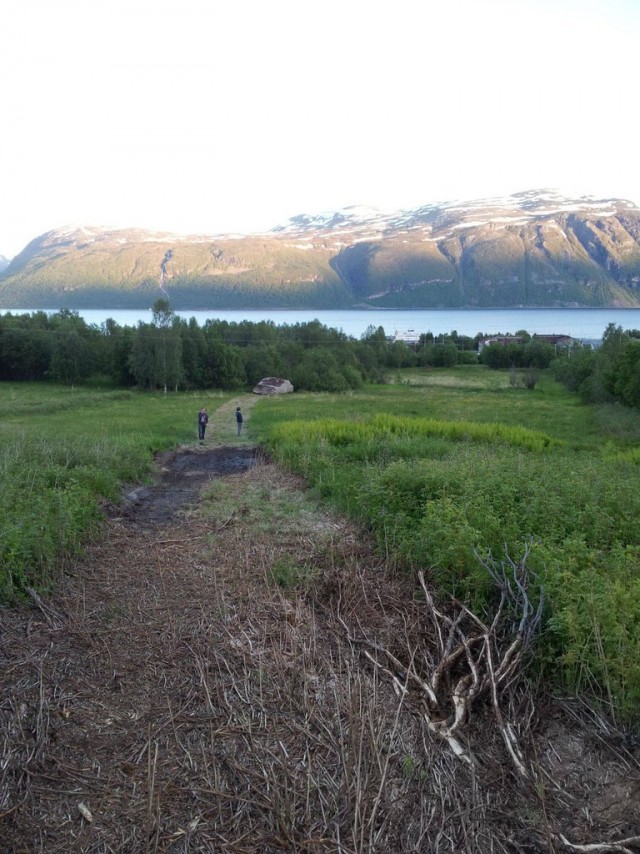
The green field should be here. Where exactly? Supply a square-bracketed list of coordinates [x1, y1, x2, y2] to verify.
[0, 383, 232, 598]
[2, 368, 640, 718]
[250, 367, 640, 719]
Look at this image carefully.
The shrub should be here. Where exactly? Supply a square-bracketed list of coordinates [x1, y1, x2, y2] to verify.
[266, 411, 640, 716]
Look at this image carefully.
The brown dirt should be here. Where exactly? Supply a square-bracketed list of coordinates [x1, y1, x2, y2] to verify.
[1, 444, 640, 853]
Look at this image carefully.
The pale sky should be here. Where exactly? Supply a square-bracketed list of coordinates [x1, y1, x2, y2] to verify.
[1, 0, 639, 258]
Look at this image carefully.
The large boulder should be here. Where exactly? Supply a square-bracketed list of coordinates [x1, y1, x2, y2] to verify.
[253, 377, 294, 395]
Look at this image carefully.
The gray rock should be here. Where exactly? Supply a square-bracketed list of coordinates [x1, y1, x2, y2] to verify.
[253, 377, 294, 395]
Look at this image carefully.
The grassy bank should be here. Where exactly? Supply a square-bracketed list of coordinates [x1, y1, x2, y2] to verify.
[0, 383, 231, 600]
[251, 368, 640, 719]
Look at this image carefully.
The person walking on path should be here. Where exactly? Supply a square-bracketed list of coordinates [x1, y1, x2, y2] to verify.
[235, 406, 243, 436]
[198, 407, 209, 441]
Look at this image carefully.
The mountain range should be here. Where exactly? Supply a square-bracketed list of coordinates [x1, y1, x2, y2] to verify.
[1, 189, 640, 309]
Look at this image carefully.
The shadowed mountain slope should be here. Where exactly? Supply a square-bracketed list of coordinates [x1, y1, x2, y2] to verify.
[2, 190, 640, 308]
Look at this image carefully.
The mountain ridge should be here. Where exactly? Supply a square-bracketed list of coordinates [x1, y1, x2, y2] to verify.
[2, 190, 640, 309]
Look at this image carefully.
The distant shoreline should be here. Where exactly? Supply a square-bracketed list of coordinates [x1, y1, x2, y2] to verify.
[3, 306, 640, 341]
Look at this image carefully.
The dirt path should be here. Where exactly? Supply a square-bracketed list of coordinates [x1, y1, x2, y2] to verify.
[2, 408, 640, 852]
[200, 394, 257, 448]
[120, 394, 260, 527]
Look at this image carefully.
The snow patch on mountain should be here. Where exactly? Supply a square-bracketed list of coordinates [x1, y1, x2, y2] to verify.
[273, 190, 638, 239]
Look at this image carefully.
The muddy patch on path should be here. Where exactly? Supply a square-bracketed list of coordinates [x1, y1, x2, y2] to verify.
[121, 445, 261, 526]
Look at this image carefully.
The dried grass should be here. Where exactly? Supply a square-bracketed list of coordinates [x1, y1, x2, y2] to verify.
[1, 454, 639, 853]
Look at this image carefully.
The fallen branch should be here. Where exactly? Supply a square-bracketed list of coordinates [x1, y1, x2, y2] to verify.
[550, 832, 640, 853]
[354, 546, 544, 779]
[26, 588, 64, 628]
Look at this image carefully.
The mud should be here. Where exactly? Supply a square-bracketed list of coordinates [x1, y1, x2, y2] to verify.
[121, 446, 261, 526]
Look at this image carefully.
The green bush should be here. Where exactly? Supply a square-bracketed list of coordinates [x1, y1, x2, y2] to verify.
[544, 541, 640, 718]
[265, 408, 640, 717]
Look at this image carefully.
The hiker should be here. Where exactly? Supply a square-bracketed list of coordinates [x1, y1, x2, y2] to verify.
[198, 407, 209, 441]
[235, 406, 243, 436]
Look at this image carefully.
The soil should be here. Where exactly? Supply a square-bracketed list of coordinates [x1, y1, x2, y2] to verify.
[122, 446, 262, 527]
[1, 441, 640, 853]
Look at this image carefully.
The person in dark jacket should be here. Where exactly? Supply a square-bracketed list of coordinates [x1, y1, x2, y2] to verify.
[198, 407, 209, 441]
[235, 406, 243, 436]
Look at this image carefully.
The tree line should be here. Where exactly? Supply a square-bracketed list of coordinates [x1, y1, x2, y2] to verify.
[0, 301, 423, 392]
[551, 322, 640, 408]
[0, 301, 498, 391]
[2, 304, 640, 411]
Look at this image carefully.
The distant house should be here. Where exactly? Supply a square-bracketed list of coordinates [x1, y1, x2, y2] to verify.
[393, 329, 421, 344]
[531, 334, 576, 349]
[477, 335, 525, 354]
[477, 333, 577, 354]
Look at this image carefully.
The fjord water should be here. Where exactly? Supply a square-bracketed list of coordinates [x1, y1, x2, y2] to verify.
[4, 307, 640, 341]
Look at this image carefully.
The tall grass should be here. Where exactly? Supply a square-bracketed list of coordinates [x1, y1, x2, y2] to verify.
[253, 369, 640, 719]
[0, 383, 230, 600]
[270, 413, 560, 452]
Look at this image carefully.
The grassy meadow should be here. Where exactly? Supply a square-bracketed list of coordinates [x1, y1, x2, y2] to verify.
[0, 383, 232, 599]
[3, 366, 640, 718]
[250, 366, 640, 719]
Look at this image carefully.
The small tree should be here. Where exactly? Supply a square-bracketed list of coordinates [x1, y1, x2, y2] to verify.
[150, 299, 183, 392]
[50, 331, 93, 387]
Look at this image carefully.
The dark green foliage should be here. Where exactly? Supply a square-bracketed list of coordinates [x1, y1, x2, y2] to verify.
[179, 317, 206, 388]
[479, 339, 555, 370]
[523, 338, 556, 368]
[0, 326, 52, 380]
[129, 319, 184, 391]
[242, 343, 287, 386]
[553, 323, 640, 411]
[418, 342, 460, 367]
[551, 346, 596, 392]
[50, 331, 94, 385]
[289, 347, 360, 392]
[609, 341, 640, 406]
[201, 339, 247, 389]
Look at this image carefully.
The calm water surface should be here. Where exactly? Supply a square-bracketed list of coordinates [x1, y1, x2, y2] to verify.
[4, 307, 640, 341]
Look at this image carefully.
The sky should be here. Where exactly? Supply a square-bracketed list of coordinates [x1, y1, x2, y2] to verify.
[1, 0, 640, 258]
